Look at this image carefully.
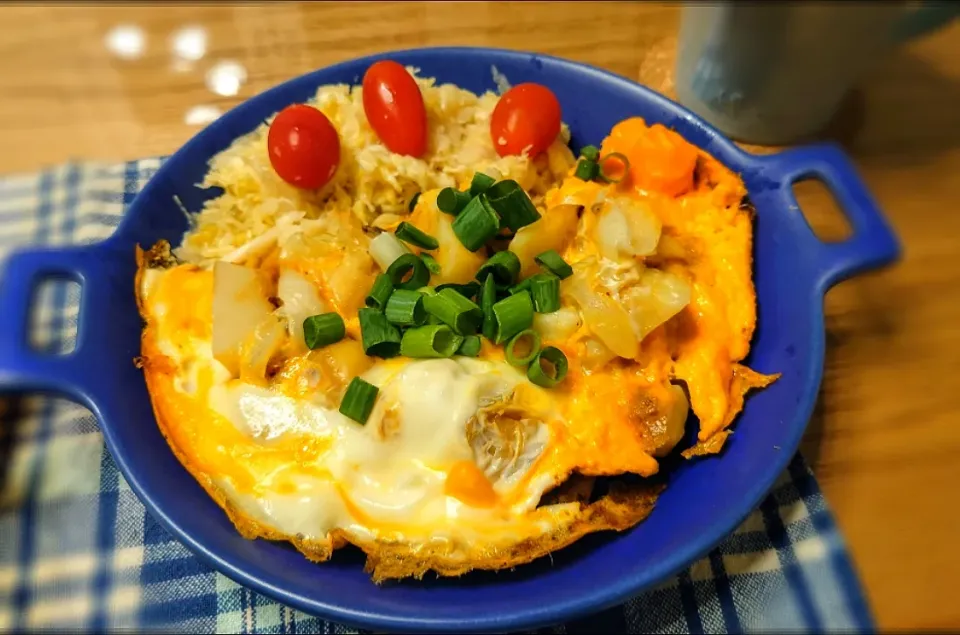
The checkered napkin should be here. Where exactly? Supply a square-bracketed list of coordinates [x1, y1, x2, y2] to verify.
[0, 160, 873, 634]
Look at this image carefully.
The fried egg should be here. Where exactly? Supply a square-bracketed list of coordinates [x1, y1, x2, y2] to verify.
[135, 115, 776, 581]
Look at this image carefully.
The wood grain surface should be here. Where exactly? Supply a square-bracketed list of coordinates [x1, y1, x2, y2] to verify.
[1, 2, 958, 629]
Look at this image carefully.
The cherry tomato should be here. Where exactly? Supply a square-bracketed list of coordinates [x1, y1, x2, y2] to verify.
[362, 60, 428, 157]
[267, 104, 341, 190]
[490, 83, 562, 158]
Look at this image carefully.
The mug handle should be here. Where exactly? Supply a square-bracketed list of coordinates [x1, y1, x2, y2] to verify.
[0, 243, 129, 409]
[893, 3, 960, 44]
[756, 143, 902, 292]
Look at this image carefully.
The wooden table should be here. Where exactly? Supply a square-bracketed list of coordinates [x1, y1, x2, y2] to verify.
[1, 2, 957, 629]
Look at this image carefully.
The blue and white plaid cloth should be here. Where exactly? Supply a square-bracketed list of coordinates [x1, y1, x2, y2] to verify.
[0, 160, 874, 634]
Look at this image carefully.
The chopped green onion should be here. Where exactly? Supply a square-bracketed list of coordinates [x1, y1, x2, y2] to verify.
[420, 253, 441, 275]
[302, 313, 346, 349]
[508, 277, 532, 295]
[408, 191, 421, 212]
[385, 289, 427, 326]
[369, 232, 410, 272]
[580, 145, 600, 162]
[475, 250, 521, 286]
[439, 288, 483, 332]
[358, 308, 401, 358]
[574, 159, 599, 181]
[339, 377, 379, 424]
[365, 274, 394, 310]
[457, 335, 482, 357]
[419, 285, 440, 323]
[490, 290, 534, 344]
[437, 187, 472, 215]
[484, 180, 541, 231]
[400, 324, 464, 358]
[598, 152, 631, 184]
[386, 253, 430, 291]
[505, 328, 541, 366]
[470, 172, 496, 196]
[534, 250, 573, 279]
[422, 288, 483, 335]
[527, 346, 569, 388]
[395, 222, 439, 250]
[435, 281, 480, 301]
[451, 194, 501, 251]
[497, 285, 515, 302]
[528, 273, 561, 313]
[480, 273, 497, 341]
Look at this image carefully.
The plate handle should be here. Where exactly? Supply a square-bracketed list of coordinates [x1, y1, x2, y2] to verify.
[758, 143, 902, 291]
[0, 244, 127, 405]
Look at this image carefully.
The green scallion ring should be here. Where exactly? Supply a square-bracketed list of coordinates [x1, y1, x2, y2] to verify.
[528, 273, 561, 313]
[386, 253, 430, 291]
[499, 288, 518, 301]
[470, 172, 496, 196]
[508, 277, 532, 295]
[451, 193, 501, 251]
[339, 377, 379, 425]
[457, 335, 482, 357]
[420, 253, 441, 275]
[480, 273, 497, 341]
[422, 288, 483, 335]
[598, 152, 631, 184]
[400, 324, 464, 359]
[527, 346, 569, 388]
[505, 328, 541, 367]
[364, 273, 394, 310]
[580, 145, 600, 162]
[484, 179, 541, 232]
[395, 222, 439, 250]
[408, 191, 421, 212]
[358, 307, 402, 358]
[574, 158, 599, 181]
[419, 284, 441, 324]
[434, 281, 481, 302]
[490, 289, 534, 344]
[437, 187, 472, 215]
[384, 289, 427, 327]
[534, 250, 573, 279]
[302, 312, 346, 350]
[475, 250, 521, 286]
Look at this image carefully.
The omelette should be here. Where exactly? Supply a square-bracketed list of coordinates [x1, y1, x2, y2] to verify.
[135, 76, 777, 582]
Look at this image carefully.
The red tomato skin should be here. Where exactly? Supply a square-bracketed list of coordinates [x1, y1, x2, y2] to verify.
[490, 83, 562, 158]
[362, 60, 428, 157]
[267, 104, 341, 190]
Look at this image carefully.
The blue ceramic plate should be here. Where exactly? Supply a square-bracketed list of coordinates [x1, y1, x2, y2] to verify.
[0, 47, 900, 633]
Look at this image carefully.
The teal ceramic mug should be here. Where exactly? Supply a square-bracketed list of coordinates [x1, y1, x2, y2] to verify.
[675, 3, 959, 145]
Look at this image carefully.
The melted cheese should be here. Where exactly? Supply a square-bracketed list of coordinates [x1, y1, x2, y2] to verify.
[140, 261, 663, 544]
[144, 268, 575, 540]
